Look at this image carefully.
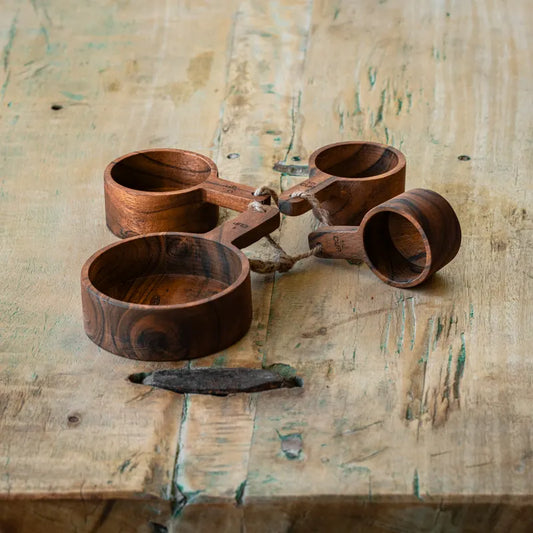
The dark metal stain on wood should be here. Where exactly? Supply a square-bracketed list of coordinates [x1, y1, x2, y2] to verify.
[131, 367, 303, 395]
[273, 161, 310, 176]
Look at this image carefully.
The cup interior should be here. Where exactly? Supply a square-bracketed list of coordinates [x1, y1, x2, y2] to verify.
[110, 150, 213, 192]
[313, 143, 399, 179]
[88, 234, 243, 306]
[362, 211, 429, 284]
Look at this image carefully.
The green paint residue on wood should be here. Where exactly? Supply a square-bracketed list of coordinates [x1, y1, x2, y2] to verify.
[212, 354, 226, 367]
[87, 42, 106, 49]
[375, 88, 386, 125]
[235, 480, 246, 505]
[419, 317, 434, 364]
[261, 83, 275, 94]
[118, 459, 131, 473]
[172, 484, 203, 518]
[469, 304, 474, 324]
[3, 15, 17, 70]
[338, 109, 344, 132]
[408, 296, 416, 350]
[295, 342, 301, 348]
[433, 316, 444, 350]
[333, 6, 340, 20]
[341, 464, 371, 475]
[453, 333, 466, 400]
[368, 67, 377, 88]
[61, 91, 84, 101]
[413, 469, 423, 500]
[380, 312, 392, 353]
[396, 295, 406, 354]
[443, 344, 453, 399]
[396, 97, 403, 115]
[1, 71, 11, 102]
[265, 363, 297, 380]
[353, 90, 362, 115]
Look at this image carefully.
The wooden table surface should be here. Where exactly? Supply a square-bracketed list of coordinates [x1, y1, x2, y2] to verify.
[1, 0, 531, 531]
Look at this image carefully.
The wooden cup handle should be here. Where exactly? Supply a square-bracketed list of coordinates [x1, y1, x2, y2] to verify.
[201, 176, 271, 212]
[278, 174, 338, 216]
[205, 204, 280, 249]
[308, 226, 365, 261]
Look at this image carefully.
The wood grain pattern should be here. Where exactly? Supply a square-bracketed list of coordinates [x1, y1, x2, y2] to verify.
[279, 141, 406, 225]
[1, 0, 532, 530]
[81, 205, 279, 360]
[309, 189, 461, 287]
[105, 148, 270, 238]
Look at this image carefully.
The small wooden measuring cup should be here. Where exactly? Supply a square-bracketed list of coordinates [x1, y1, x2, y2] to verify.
[105, 148, 270, 237]
[308, 189, 461, 288]
[279, 141, 406, 225]
[81, 204, 280, 361]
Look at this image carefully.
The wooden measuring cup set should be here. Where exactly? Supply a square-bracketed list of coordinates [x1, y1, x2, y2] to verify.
[81, 142, 461, 361]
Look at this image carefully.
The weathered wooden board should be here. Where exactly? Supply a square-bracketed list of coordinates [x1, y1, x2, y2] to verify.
[0, 0, 239, 502]
[1, 0, 532, 531]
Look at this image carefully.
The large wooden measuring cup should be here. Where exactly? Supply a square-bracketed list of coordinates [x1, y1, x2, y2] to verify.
[81, 205, 280, 361]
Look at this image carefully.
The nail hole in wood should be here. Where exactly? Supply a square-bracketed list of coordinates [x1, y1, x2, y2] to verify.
[227, 152, 240, 159]
[458, 154, 471, 161]
[51, 104, 63, 111]
[67, 413, 81, 426]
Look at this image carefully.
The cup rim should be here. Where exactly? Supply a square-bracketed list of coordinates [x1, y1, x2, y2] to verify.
[81, 231, 249, 310]
[104, 148, 218, 197]
[309, 141, 406, 182]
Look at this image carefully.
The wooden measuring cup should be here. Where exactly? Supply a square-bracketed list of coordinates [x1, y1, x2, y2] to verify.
[105, 148, 270, 237]
[279, 141, 406, 225]
[308, 189, 461, 288]
[81, 204, 280, 361]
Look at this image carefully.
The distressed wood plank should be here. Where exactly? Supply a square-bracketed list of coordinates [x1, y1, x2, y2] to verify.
[0, 0, 237, 500]
[0, 0, 532, 530]
[243, 0, 533, 505]
[173, 0, 314, 505]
